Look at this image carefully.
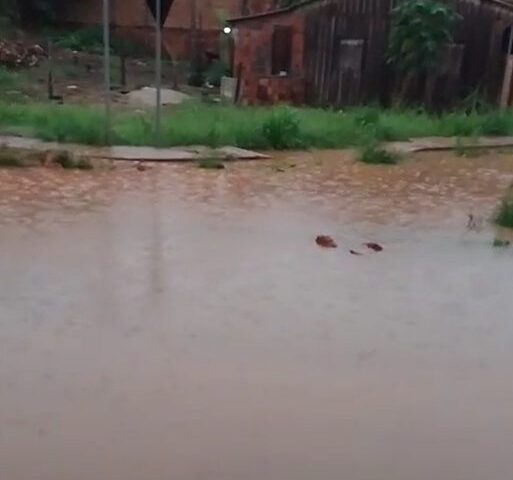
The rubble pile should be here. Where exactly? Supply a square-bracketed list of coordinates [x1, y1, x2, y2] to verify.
[0, 40, 45, 68]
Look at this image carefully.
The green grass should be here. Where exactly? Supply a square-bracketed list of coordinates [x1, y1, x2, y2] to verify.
[2, 102, 513, 150]
[0, 67, 19, 89]
[495, 197, 513, 229]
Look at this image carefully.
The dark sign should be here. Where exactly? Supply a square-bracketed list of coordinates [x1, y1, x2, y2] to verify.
[145, 0, 175, 26]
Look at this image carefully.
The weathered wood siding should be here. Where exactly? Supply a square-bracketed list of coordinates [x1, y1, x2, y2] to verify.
[302, 0, 513, 107]
[303, 0, 393, 106]
[453, 0, 513, 102]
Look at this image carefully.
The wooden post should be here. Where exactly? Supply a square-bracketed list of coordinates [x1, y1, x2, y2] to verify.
[47, 39, 54, 100]
[500, 26, 513, 108]
[155, 0, 162, 146]
[103, 0, 112, 144]
[120, 53, 127, 90]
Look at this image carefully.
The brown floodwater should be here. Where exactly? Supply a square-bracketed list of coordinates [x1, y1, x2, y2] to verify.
[1, 151, 513, 480]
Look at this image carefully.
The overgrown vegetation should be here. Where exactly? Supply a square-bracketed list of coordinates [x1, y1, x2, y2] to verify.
[261, 108, 302, 149]
[49, 27, 150, 57]
[388, 0, 460, 103]
[495, 195, 513, 229]
[51, 27, 104, 53]
[2, 103, 513, 150]
[359, 141, 399, 165]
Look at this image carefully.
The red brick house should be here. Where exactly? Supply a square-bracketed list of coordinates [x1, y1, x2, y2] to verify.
[229, 5, 306, 105]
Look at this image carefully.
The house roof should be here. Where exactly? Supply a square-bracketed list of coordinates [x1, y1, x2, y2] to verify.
[228, 0, 513, 24]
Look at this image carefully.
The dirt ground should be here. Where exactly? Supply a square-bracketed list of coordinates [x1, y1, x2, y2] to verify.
[4, 35, 197, 108]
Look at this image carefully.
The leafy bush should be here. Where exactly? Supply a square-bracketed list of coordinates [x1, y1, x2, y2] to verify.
[353, 107, 381, 127]
[53, 26, 104, 53]
[205, 60, 229, 88]
[480, 111, 513, 136]
[359, 141, 399, 165]
[388, 0, 459, 74]
[495, 197, 513, 228]
[188, 64, 205, 87]
[388, 0, 460, 103]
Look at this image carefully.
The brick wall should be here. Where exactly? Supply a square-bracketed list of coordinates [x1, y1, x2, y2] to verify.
[232, 11, 305, 105]
[59, 0, 241, 59]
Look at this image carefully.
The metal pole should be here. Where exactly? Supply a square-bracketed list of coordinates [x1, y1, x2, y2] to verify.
[103, 0, 111, 143]
[47, 38, 54, 100]
[155, 0, 162, 146]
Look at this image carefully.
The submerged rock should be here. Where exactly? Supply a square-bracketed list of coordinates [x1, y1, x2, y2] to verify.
[316, 235, 337, 248]
[363, 242, 383, 252]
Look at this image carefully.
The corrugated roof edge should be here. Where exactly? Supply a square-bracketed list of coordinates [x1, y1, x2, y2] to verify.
[228, 0, 513, 24]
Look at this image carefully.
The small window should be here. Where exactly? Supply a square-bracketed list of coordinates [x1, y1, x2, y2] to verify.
[271, 26, 292, 75]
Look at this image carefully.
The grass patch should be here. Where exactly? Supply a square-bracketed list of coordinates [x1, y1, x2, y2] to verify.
[359, 141, 400, 165]
[495, 196, 513, 229]
[261, 107, 302, 149]
[51, 26, 104, 53]
[0, 66, 18, 89]
[0, 149, 25, 167]
[2, 102, 513, 151]
[53, 151, 93, 170]
[493, 237, 511, 248]
[197, 157, 225, 169]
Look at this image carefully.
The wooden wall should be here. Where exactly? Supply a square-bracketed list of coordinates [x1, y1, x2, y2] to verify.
[302, 0, 513, 107]
[303, 0, 393, 106]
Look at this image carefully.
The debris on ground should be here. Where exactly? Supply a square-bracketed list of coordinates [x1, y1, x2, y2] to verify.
[0, 40, 46, 68]
[467, 214, 484, 231]
[350, 249, 363, 255]
[363, 242, 384, 252]
[316, 235, 337, 248]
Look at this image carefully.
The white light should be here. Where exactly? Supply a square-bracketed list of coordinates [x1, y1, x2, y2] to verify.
[223, 26, 232, 35]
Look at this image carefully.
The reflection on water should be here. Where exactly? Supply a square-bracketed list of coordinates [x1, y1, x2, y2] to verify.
[1, 151, 513, 480]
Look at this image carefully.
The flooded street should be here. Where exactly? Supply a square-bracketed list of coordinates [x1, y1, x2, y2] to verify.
[1, 151, 513, 480]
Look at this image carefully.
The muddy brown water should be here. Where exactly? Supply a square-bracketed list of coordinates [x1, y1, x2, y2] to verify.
[1, 151, 513, 480]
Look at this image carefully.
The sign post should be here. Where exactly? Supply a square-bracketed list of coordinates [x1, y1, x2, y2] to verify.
[155, 0, 162, 146]
[103, 0, 111, 143]
[146, 0, 174, 145]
